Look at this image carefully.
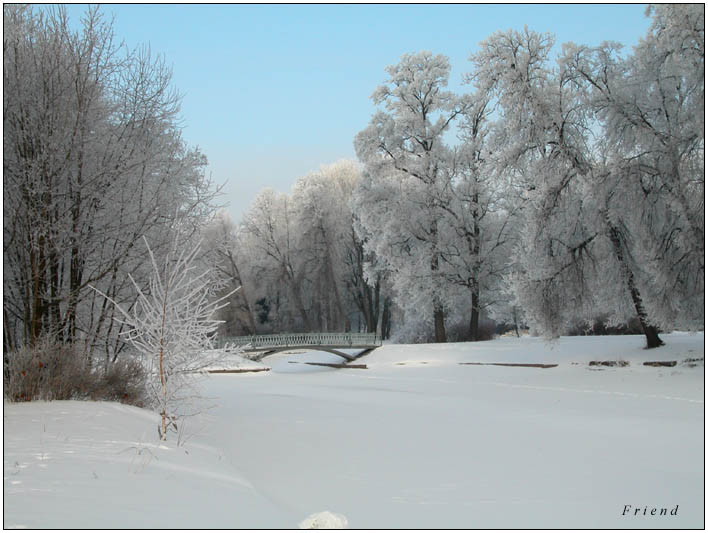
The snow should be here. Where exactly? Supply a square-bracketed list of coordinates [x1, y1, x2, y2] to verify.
[4, 333, 704, 529]
[299, 510, 348, 529]
[3, 401, 289, 529]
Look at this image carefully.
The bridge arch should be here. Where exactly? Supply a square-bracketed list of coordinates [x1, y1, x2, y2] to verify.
[219, 332, 381, 362]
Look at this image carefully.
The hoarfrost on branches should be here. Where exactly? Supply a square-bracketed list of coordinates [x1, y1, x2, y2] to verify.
[469, 5, 703, 346]
[94, 237, 238, 440]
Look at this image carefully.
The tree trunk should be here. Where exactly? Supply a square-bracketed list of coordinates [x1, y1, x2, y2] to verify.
[375, 301, 383, 337]
[429, 216, 446, 343]
[382, 298, 392, 340]
[512, 306, 521, 337]
[468, 283, 480, 341]
[66, 150, 84, 344]
[285, 265, 311, 331]
[467, 192, 482, 342]
[30, 232, 46, 345]
[326, 250, 349, 332]
[349, 240, 379, 333]
[607, 222, 664, 349]
[237, 291, 257, 335]
[628, 284, 664, 348]
[362, 276, 381, 334]
[227, 252, 257, 334]
[4, 308, 14, 354]
[371, 279, 381, 334]
[434, 303, 447, 343]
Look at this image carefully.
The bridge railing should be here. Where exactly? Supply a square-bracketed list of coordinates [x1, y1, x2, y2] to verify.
[216, 332, 381, 350]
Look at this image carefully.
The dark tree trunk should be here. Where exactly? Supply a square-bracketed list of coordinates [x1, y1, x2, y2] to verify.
[361, 283, 376, 333]
[48, 246, 61, 339]
[30, 232, 47, 345]
[512, 306, 521, 338]
[468, 285, 480, 341]
[430, 220, 446, 343]
[628, 284, 664, 348]
[607, 222, 664, 349]
[4, 308, 14, 354]
[371, 278, 381, 333]
[434, 303, 447, 343]
[325, 249, 349, 332]
[382, 298, 392, 340]
[227, 252, 257, 335]
[349, 238, 379, 334]
[467, 192, 481, 342]
[286, 268, 311, 331]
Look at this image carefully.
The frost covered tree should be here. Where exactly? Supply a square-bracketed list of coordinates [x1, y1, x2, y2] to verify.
[562, 4, 704, 334]
[439, 98, 516, 340]
[354, 51, 514, 342]
[471, 7, 703, 348]
[3, 5, 218, 359]
[233, 161, 392, 335]
[96, 237, 236, 440]
[354, 52, 472, 342]
[239, 188, 313, 332]
[470, 27, 608, 340]
[200, 211, 257, 336]
[343, 214, 394, 336]
[291, 162, 356, 332]
[288, 160, 392, 335]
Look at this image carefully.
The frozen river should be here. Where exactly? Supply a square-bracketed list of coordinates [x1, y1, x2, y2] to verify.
[196, 334, 704, 528]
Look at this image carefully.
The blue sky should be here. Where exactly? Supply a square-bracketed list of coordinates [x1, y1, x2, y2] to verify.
[63, 3, 653, 221]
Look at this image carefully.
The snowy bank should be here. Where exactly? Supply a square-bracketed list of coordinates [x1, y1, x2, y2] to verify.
[3, 401, 289, 529]
[358, 332, 705, 369]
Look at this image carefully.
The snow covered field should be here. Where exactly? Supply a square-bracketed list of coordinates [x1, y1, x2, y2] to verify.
[4, 333, 704, 529]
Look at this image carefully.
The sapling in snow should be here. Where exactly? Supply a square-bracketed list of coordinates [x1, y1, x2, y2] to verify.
[95, 236, 238, 440]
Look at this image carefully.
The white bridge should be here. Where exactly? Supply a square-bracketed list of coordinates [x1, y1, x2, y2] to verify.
[218, 332, 382, 362]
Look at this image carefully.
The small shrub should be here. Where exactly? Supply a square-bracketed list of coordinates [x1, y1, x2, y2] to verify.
[88, 357, 148, 407]
[476, 319, 498, 341]
[4, 337, 147, 406]
[391, 318, 436, 344]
